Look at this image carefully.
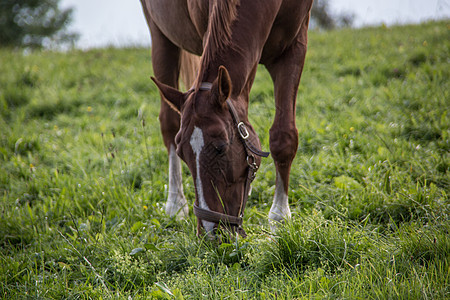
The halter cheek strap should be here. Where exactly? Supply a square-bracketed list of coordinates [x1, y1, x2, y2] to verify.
[192, 82, 269, 237]
[197, 81, 269, 158]
[226, 99, 270, 158]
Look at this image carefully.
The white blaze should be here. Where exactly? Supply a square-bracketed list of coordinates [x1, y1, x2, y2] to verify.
[190, 126, 215, 232]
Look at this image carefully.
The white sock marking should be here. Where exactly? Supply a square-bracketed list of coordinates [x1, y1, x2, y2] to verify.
[269, 172, 291, 231]
[190, 126, 215, 232]
[166, 144, 188, 219]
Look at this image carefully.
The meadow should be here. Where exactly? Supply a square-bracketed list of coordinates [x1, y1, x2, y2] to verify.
[0, 21, 449, 299]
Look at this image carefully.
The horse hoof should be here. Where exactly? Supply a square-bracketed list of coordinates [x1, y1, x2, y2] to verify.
[268, 205, 291, 232]
[165, 196, 189, 220]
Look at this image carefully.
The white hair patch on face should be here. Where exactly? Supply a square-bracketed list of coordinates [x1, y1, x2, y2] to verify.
[190, 126, 215, 232]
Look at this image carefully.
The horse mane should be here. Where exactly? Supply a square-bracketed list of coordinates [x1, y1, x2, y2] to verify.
[200, 0, 240, 79]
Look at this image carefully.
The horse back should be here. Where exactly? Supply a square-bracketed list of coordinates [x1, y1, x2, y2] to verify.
[141, 0, 205, 55]
[143, 0, 313, 64]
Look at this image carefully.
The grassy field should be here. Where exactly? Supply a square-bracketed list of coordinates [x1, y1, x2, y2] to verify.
[1, 21, 449, 299]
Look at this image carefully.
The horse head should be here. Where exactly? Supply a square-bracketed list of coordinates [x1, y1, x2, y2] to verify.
[152, 66, 268, 238]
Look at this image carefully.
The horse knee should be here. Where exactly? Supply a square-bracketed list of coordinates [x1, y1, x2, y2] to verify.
[269, 127, 298, 165]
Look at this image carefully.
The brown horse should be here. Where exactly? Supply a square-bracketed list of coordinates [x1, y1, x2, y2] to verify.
[140, 0, 313, 236]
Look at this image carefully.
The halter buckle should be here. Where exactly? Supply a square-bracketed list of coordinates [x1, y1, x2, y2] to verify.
[237, 122, 249, 140]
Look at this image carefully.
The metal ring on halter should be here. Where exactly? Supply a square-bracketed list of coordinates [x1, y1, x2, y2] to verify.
[246, 154, 257, 168]
[237, 122, 249, 139]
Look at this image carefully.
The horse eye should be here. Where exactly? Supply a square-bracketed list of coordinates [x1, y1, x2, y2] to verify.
[214, 142, 228, 155]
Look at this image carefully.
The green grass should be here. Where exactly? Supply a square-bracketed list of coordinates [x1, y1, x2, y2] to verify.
[1, 21, 449, 298]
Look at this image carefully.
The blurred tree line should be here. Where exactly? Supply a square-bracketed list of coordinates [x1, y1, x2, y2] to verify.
[311, 0, 354, 29]
[0, 0, 351, 49]
[0, 0, 78, 49]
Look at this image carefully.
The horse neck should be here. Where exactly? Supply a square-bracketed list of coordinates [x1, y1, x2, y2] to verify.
[198, 46, 259, 105]
[198, 1, 267, 100]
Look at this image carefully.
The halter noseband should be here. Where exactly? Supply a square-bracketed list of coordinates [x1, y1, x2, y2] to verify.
[191, 82, 269, 237]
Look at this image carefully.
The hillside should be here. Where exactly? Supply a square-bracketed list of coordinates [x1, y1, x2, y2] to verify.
[1, 21, 449, 298]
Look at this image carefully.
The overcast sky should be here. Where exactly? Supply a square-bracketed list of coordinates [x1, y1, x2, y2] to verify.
[60, 0, 450, 49]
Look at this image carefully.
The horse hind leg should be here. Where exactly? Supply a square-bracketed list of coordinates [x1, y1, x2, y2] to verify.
[180, 50, 201, 90]
[265, 35, 308, 231]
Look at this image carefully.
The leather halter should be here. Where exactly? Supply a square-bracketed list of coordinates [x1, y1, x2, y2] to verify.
[191, 82, 269, 237]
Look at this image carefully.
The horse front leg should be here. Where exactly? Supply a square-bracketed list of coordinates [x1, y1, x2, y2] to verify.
[144, 11, 188, 219]
[265, 35, 308, 231]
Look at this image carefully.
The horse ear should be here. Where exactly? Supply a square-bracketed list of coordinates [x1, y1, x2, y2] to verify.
[151, 77, 185, 114]
[217, 66, 232, 105]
